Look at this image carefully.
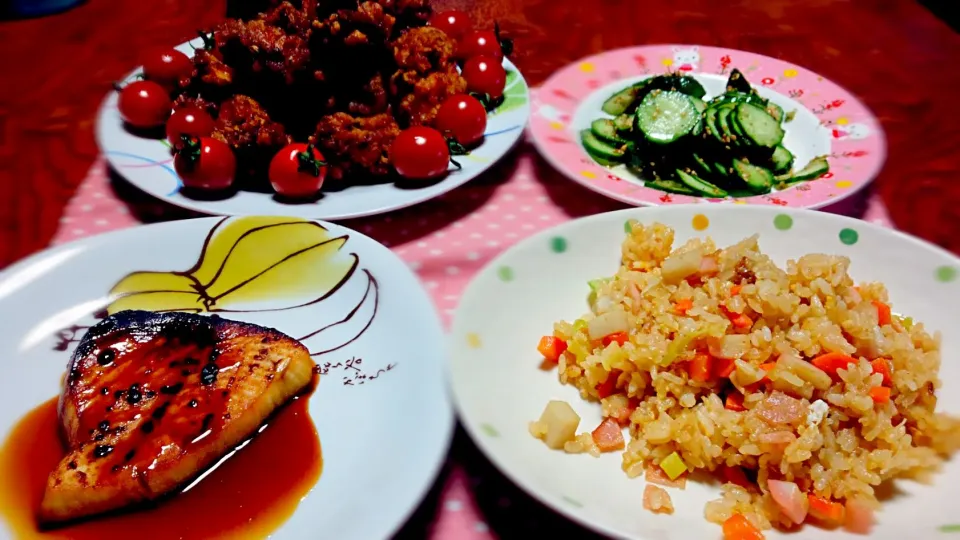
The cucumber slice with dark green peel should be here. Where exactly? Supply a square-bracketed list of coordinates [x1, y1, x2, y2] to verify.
[601, 81, 646, 116]
[591, 119, 628, 144]
[613, 113, 634, 133]
[712, 92, 767, 108]
[732, 159, 774, 194]
[645, 178, 698, 195]
[704, 106, 724, 144]
[676, 169, 729, 197]
[716, 105, 740, 146]
[690, 96, 707, 113]
[735, 103, 785, 147]
[775, 156, 830, 185]
[712, 162, 731, 177]
[692, 153, 713, 176]
[766, 102, 784, 123]
[581, 129, 628, 162]
[726, 68, 752, 94]
[769, 145, 795, 174]
[635, 90, 700, 144]
[671, 76, 707, 99]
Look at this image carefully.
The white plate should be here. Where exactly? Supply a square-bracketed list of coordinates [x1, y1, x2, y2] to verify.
[0, 216, 452, 540]
[449, 205, 960, 539]
[96, 38, 531, 220]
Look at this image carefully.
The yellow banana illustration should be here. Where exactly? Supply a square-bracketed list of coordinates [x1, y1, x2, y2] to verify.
[107, 217, 357, 315]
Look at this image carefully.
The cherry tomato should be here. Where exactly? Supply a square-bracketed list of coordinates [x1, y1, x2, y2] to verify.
[428, 10, 472, 40]
[459, 30, 502, 61]
[174, 136, 236, 191]
[117, 80, 172, 128]
[142, 48, 194, 90]
[461, 56, 507, 99]
[391, 127, 450, 180]
[435, 95, 487, 146]
[269, 143, 328, 198]
[165, 107, 216, 147]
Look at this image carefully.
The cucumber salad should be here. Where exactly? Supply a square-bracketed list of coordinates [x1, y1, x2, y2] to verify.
[580, 69, 829, 198]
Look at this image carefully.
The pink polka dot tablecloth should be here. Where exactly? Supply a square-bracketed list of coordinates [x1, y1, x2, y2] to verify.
[52, 132, 893, 539]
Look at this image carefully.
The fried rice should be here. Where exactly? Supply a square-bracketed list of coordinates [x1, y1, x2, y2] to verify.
[530, 220, 960, 537]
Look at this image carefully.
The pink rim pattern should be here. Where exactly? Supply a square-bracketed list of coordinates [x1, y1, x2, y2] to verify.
[529, 44, 886, 208]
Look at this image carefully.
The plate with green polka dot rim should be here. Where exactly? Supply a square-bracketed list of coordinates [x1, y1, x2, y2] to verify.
[449, 205, 960, 540]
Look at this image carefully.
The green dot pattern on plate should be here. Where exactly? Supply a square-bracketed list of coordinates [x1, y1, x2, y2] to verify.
[839, 228, 859, 245]
[550, 236, 568, 253]
[480, 423, 500, 437]
[774, 214, 793, 231]
[624, 220, 633, 233]
[497, 266, 514, 282]
[940, 524, 960, 533]
[561, 495, 584, 508]
[936, 266, 957, 283]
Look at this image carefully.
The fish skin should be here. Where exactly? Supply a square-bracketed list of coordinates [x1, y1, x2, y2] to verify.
[40, 310, 316, 525]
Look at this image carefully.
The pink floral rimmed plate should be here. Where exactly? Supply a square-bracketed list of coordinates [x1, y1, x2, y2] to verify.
[528, 44, 886, 208]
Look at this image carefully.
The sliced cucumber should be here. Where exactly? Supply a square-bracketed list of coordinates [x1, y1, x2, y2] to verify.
[613, 113, 634, 133]
[732, 159, 774, 194]
[671, 76, 707, 99]
[690, 96, 707, 113]
[704, 106, 724, 144]
[769, 145, 795, 174]
[635, 90, 700, 144]
[581, 129, 627, 162]
[735, 103, 785, 147]
[716, 105, 740, 146]
[692, 153, 713, 176]
[712, 162, 731, 178]
[601, 81, 646, 116]
[645, 178, 697, 195]
[766, 102, 784, 123]
[676, 169, 729, 197]
[776, 156, 830, 184]
[725, 68, 752, 94]
[591, 119, 628, 144]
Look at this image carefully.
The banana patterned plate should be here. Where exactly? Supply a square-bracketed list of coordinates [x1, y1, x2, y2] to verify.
[0, 216, 451, 540]
[96, 38, 530, 221]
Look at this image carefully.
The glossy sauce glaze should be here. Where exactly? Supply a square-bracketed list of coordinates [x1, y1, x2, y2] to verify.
[0, 393, 322, 539]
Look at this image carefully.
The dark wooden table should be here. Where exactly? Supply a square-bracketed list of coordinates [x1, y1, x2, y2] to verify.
[1, 0, 959, 269]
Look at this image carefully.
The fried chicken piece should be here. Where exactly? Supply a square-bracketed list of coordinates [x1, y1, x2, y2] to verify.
[214, 5, 313, 84]
[391, 66, 467, 126]
[310, 112, 400, 181]
[212, 95, 292, 187]
[388, 27, 466, 126]
[392, 25, 456, 73]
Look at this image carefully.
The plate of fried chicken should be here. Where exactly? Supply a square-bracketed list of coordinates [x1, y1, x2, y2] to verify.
[96, 0, 530, 220]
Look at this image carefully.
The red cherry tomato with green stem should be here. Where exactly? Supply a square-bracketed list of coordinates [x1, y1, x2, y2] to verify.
[428, 10, 472, 41]
[269, 143, 328, 198]
[142, 48, 194, 90]
[174, 136, 236, 191]
[391, 127, 452, 180]
[435, 95, 487, 146]
[117, 80, 172, 128]
[458, 30, 502, 61]
[461, 56, 507, 100]
[166, 107, 216, 147]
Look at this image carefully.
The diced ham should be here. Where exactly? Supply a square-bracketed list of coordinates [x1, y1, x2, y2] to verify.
[699, 255, 719, 276]
[591, 418, 625, 452]
[755, 391, 805, 425]
[844, 498, 875, 534]
[645, 462, 687, 489]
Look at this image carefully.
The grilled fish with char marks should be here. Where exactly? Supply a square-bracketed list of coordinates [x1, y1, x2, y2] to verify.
[40, 310, 316, 525]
